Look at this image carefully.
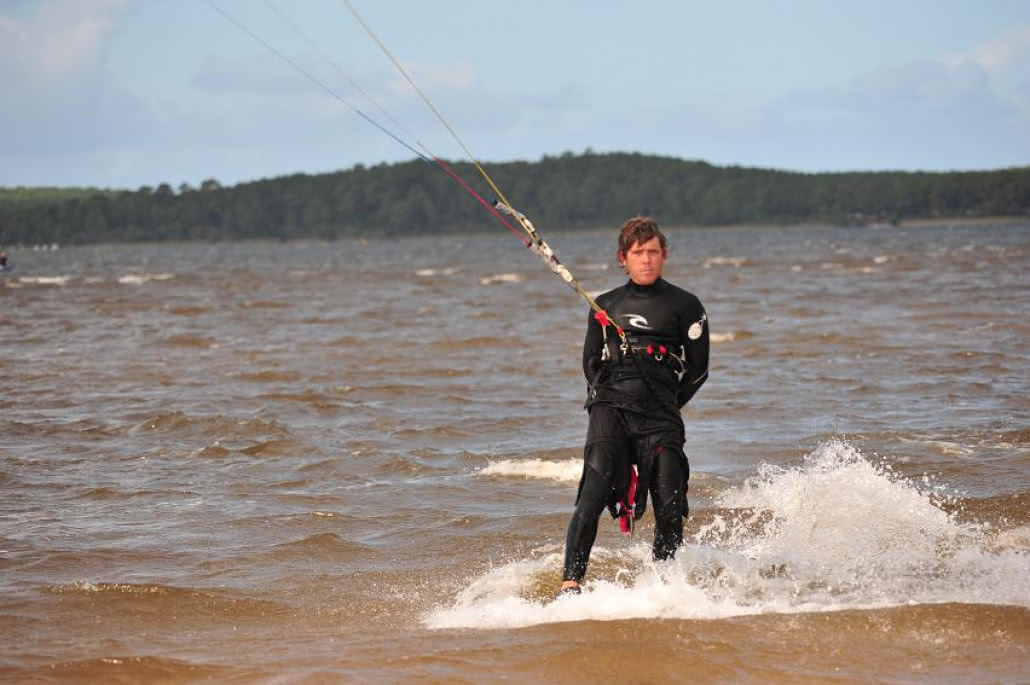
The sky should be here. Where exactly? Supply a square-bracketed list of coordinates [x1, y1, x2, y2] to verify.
[2, 0, 1029, 189]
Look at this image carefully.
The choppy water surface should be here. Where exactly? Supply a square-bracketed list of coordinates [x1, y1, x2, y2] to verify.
[2, 222, 1028, 683]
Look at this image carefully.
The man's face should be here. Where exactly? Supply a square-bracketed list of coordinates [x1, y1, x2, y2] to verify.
[618, 236, 667, 286]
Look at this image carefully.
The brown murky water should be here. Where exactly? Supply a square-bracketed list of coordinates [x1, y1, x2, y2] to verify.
[2, 222, 1028, 683]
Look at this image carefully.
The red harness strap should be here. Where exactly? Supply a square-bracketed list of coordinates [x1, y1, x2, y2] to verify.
[618, 465, 638, 535]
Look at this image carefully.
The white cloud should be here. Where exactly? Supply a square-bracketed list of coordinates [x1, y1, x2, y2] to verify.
[960, 23, 1030, 126]
[846, 59, 990, 108]
[967, 24, 1030, 73]
[0, 0, 158, 165]
[0, 0, 127, 85]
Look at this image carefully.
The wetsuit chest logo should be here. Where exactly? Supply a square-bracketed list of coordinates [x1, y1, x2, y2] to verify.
[625, 314, 652, 330]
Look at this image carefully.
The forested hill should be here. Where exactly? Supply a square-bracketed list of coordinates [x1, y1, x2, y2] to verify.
[2, 152, 1029, 245]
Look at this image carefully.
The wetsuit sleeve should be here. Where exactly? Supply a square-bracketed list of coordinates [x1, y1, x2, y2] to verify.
[677, 303, 709, 407]
[582, 309, 605, 384]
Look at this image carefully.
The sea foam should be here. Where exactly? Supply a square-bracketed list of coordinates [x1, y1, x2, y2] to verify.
[429, 439, 1029, 629]
[479, 458, 581, 482]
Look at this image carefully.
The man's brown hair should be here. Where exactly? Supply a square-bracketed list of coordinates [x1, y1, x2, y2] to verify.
[618, 216, 667, 255]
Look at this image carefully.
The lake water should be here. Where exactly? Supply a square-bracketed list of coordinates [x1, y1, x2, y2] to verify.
[1, 221, 1028, 682]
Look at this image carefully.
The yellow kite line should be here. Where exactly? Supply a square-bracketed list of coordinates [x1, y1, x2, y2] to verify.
[341, 0, 624, 339]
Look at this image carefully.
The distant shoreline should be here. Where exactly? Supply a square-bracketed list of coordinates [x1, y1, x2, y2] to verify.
[659, 215, 1030, 233]
[4, 152, 1027, 246]
[888, 215, 1030, 228]
[4, 217, 1026, 253]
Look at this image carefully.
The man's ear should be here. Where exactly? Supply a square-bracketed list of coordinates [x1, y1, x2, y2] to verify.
[616, 250, 626, 267]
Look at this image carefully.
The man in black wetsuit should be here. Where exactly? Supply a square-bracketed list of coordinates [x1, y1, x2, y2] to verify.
[560, 216, 709, 595]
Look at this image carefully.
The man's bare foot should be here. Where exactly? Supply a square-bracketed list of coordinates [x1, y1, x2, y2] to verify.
[557, 580, 582, 596]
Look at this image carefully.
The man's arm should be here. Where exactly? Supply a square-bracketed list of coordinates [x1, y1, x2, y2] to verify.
[582, 309, 605, 383]
[677, 306, 709, 407]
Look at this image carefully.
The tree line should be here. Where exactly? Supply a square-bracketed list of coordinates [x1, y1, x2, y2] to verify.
[2, 151, 1028, 245]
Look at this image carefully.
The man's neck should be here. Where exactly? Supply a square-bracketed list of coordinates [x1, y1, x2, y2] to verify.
[627, 277, 663, 293]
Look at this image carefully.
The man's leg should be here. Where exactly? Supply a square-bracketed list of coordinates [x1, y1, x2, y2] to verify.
[650, 444, 688, 561]
[561, 406, 628, 587]
[562, 455, 614, 584]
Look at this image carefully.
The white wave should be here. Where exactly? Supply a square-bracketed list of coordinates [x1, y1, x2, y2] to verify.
[424, 545, 774, 630]
[415, 267, 459, 277]
[17, 275, 71, 286]
[992, 525, 1030, 551]
[118, 273, 174, 285]
[479, 273, 524, 285]
[479, 457, 581, 482]
[429, 439, 1030, 629]
[710, 332, 737, 343]
[703, 256, 748, 268]
[707, 439, 1029, 607]
[922, 440, 976, 456]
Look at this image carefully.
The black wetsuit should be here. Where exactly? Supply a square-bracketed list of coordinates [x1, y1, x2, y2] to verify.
[563, 277, 709, 583]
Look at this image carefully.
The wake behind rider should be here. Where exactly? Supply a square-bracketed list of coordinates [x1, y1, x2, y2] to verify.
[560, 216, 709, 595]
